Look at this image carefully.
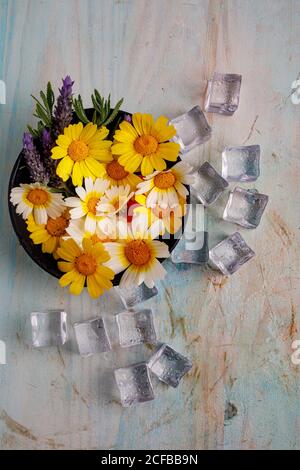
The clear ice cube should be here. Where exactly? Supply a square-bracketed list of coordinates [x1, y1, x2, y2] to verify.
[209, 232, 255, 275]
[192, 161, 229, 206]
[148, 344, 192, 388]
[114, 362, 155, 407]
[115, 284, 158, 309]
[170, 106, 212, 153]
[172, 202, 208, 264]
[171, 232, 208, 264]
[30, 310, 68, 348]
[223, 187, 268, 228]
[116, 309, 157, 348]
[73, 317, 111, 357]
[205, 73, 242, 115]
[222, 145, 260, 182]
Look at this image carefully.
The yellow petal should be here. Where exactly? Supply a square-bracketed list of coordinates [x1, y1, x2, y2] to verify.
[141, 114, 154, 135]
[93, 269, 113, 290]
[79, 123, 97, 142]
[111, 143, 134, 155]
[51, 146, 67, 160]
[141, 156, 154, 176]
[150, 154, 167, 171]
[56, 134, 71, 149]
[72, 122, 83, 139]
[59, 269, 78, 287]
[87, 275, 103, 298]
[56, 156, 74, 181]
[69, 274, 85, 295]
[157, 142, 180, 161]
[118, 120, 138, 139]
[152, 116, 176, 142]
[72, 161, 83, 186]
[132, 113, 143, 136]
[85, 157, 105, 177]
[42, 236, 57, 253]
[58, 261, 74, 273]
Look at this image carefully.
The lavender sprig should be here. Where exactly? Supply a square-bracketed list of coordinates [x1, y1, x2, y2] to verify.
[23, 132, 50, 184]
[40, 129, 61, 187]
[53, 76, 74, 137]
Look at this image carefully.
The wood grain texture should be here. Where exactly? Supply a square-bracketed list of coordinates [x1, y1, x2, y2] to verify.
[0, 0, 300, 450]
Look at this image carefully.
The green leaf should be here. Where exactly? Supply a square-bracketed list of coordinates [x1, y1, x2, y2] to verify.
[73, 95, 90, 124]
[102, 97, 124, 126]
[46, 82, 55, 112]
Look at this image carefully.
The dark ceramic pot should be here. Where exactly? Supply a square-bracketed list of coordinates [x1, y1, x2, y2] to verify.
[8, 109, 188, 285]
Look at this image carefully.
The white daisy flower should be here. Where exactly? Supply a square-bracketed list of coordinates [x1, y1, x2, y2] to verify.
[66, 216, 128, 246]
[104, 213, 170, 289]
[64, 177, 109, 234]
[135, 161, 194, 209]
[96, 184, 134, 216]
[10, 182, 65, 224]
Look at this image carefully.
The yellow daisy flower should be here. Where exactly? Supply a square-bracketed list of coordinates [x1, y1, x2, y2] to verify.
[99, 156, 142, 190]
[64, 177, 109, 234]
[104, 214, 169, 289]
[26, 211, 70, 255]
[133, 194, 186, 235]
[51, 122, 113, 186]
[57, 238, 114, 298]
[10, 183, 65, 224]
[111, 114, 180, 176]
[135, 161, 194, 209]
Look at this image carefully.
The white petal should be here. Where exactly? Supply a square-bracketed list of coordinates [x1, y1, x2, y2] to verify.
[84, 177, 94, 193]
[84, 215, 97, 233]
[151, 240, 170, 258]
[132, 212, 148, 238]
[65, 197, 82, 208]
[70, 206, 85, 219]
[34, 207, 47, 225]
[75, 186, 86, 200]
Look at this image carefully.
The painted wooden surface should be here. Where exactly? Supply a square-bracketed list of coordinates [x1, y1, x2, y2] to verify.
[0, 0, 300, 450]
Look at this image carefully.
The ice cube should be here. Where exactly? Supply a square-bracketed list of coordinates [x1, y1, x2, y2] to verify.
[30, 310, 68, 348]
[192, 161, 229, 206]
[148, 344, 192, 388]
[171, 231, 209, 264]
[114, 362, 155, 407]
[223, 187, 268, 228]
[205, 73, 242, 115]
[73, 317, 111, 357]
[209, 232, 255, 275]
[115, 284, 158, 309]
[172, 202, 208, 264]
[116, 309, 157, 348]
[222, 145, 260, 182]
[169, 106, 211, 153]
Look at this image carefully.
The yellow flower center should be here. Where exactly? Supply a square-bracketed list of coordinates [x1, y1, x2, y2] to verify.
[75, 253, 97, 276]
[46, 216, 69, 237]
[106, 160, 129, 180]
[87, 197, 100, 215]
[124, 240, 151, 266]
[68, 140, 89, 161]
[134, 134, 158, 155]
[154, 172, 176, 189]
[27, 188, 49, 205]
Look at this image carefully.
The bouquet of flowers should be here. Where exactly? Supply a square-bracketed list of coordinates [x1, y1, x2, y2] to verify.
[9, 77, 194, 298]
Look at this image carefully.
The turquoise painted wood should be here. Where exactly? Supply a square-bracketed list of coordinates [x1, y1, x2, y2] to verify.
[1, 0, 300, 450]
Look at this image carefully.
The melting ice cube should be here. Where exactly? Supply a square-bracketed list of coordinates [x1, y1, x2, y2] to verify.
[223, 187, 268, 228]
[222, 145, 260, 182]
[209, 232, 255, 275]
[205, 73, 242, 115]
[148, 344, 192, 388]
[170, 106, 211, 153]
[114, 362, 155, 407]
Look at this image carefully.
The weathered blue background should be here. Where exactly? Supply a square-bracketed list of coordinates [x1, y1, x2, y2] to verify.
[0, 0, 300, 450]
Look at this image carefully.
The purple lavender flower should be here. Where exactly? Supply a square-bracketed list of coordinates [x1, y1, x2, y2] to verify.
[124, 114, 132, 123]
[23, 132, 50, 184]
[53, 75, 74, 137]
[40, 128, 61, 187]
